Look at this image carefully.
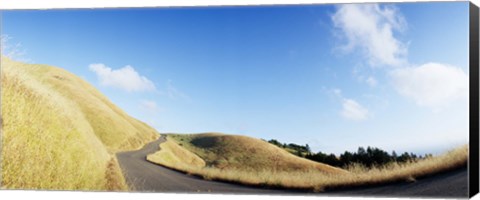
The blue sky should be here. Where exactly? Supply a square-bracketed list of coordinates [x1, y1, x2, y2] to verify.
[1, 2, 470, 155]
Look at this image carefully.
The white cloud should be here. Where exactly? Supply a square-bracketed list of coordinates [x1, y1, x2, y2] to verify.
[391, 63, 468, 110]
[332, 88, 342, 96]
[89, 63, 155, 92]
[366, 76, 378, 87]
[341, 98, 369, 121]
[332, 4, 407, 67]
[1, 34, 31, 62]
[332, 5, 468, 112]
[332, 88, 370, 121]
[140, 100, 159, 112]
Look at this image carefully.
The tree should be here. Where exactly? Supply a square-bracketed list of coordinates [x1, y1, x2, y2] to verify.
[267, 139, 282, 147]
[339, 151, 353, 167]
[325, 154, 340, 167]
[267, 138, 423, 169]
[398, 152, 411, 163]
[391, 151, 398, 162]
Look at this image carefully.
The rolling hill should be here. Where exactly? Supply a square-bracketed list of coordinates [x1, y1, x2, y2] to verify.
[168, 133, 346, 174]
[1, 56, 468, 192]
[146, 133, 349, 190]
[1, 57, 160, 190]
[147, 133, 467, 191]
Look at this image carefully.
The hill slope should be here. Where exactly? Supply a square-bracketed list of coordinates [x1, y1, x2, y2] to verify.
[1, 57, 159, 190]
[147, 133, 467, 191]
[169, 133, 346, 174]
[146, 133, 348, 190]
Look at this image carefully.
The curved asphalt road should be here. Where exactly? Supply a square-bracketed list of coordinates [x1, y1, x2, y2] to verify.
[327, 167, 468, 198]
[116, 136, 468, 197]
[116, 135, 288, 194]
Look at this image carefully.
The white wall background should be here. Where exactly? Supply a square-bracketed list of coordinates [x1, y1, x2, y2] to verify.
[0, 0, 479, 200]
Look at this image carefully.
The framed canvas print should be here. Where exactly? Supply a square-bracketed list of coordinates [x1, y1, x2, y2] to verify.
[1, 0, 479, 199]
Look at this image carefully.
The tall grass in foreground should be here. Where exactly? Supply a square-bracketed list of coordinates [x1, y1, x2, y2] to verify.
[1, 57, 159, 190]
[1, 59, 108, 189]
[148, 135, 467, 192]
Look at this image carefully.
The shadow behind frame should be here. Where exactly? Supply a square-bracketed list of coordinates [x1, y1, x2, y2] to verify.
[469, 2, 480, 198]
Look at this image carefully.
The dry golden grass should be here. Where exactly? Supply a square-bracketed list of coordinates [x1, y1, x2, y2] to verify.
[169, 133, 346, 174]
[1, 57, 159, 190]
[147, 139, 206, 168]
[105, 158, 129, 191]
[150, 133, 468, 192]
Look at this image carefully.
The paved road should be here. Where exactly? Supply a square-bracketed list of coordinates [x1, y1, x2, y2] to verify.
[116, 135, 288, 194]
[327, 167, 468, 198]
[116, 136, 468, 197]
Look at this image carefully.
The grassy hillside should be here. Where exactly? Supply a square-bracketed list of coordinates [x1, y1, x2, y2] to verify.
[169, 133, 345, 174]
[148, 133, 467, 191]
[1, 57, 159, 190]
[147, 138, 206, 169]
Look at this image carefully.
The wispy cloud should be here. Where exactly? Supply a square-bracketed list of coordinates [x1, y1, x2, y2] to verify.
[1, 34, 31, 62]
[332, 4, 407, 67]
[341, 98, 369, 121]
[332, 4, 468, 112]
[332, 88, 370, 121]
[366, 76, 378, 87]
[140, 100, 160, 113]
[166, 80, 190, 101]
[138, 100, 162, 131]
[391, 63, 468, 110]
[89, 63, 156, 92]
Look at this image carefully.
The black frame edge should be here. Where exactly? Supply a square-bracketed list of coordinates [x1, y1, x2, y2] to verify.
[470, 1, 480, 198]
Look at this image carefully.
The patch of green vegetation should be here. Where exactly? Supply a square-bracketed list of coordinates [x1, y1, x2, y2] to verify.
[152, 133, 467, 192]
[266, 138, 431, 169]
[168, 133, 345, 173]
